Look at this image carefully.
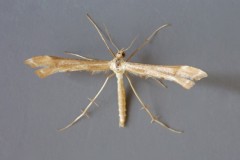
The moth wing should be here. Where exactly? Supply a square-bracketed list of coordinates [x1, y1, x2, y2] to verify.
[25, 56, 110, 78]
[125, 62, 207, 89]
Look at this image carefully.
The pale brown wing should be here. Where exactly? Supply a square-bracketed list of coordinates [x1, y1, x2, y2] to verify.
[24, 55, 110, 78]
[125, 62, 207, 89]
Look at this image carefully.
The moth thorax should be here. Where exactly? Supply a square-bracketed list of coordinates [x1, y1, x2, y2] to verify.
[115, 59, 124, 70]
[110, 58, 125, 73]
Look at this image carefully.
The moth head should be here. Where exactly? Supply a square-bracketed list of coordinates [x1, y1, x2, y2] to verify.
[116, 49, 126, 59]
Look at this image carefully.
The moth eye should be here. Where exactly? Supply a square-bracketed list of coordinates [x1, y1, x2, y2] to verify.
[122, 53, 125, 57]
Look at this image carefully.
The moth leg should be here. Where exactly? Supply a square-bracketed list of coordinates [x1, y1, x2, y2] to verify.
[152, 78, 168, 88]
[86, 14, 115, 57]
[64, 52, 94, 61]
[126, 24, 170, 61]
[103, 24, 119, 51]
[58, 73, 114, 131]
[88, 98, 99, 107]
[125, 74, 182, 133]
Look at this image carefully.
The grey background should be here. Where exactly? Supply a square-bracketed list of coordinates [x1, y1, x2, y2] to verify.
[1, 0, 240, 160]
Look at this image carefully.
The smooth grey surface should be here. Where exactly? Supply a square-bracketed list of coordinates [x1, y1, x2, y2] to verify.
[1, 0, 240, 160]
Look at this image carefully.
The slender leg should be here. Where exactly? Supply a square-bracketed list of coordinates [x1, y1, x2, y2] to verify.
[125, 74, 182, 133]
[86, 14, 115, 57]
[103, 24, 119, 51]
[152, 78, 168, 88]
[64, 52, 94, 61]
[126, 24, 170, 61]
[88, 98, 99, 107]
[58, 73, 114, 131]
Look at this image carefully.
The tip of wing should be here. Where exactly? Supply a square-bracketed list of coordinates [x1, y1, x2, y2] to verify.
[195, 70, 208, 80]
[174, 77, 195, 89]
[176, 66, 208, 81]
[190, 68, 208, 81]
[176, 66, 207, 89]
[34, 68, 54, 78]
[24, 56, 56, 78]
[24, 58, 38, 68]
[24, 56, 53, 68]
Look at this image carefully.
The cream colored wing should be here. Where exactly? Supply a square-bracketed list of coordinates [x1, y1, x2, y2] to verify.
[25, 56, 110, 78]
[125, 62, 207, 89]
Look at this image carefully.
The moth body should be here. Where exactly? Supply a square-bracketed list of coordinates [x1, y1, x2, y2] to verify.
[116, 73, 126, 127]
[109, 49, 127, 127]
[24, 14, 207, 133]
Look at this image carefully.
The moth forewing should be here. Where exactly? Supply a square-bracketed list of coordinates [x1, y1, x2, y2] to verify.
[24, 55, 111, 78]
[125, 62, 207, 89]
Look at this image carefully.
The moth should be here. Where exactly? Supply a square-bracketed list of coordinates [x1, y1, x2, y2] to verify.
[25, 14, 207, 133]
